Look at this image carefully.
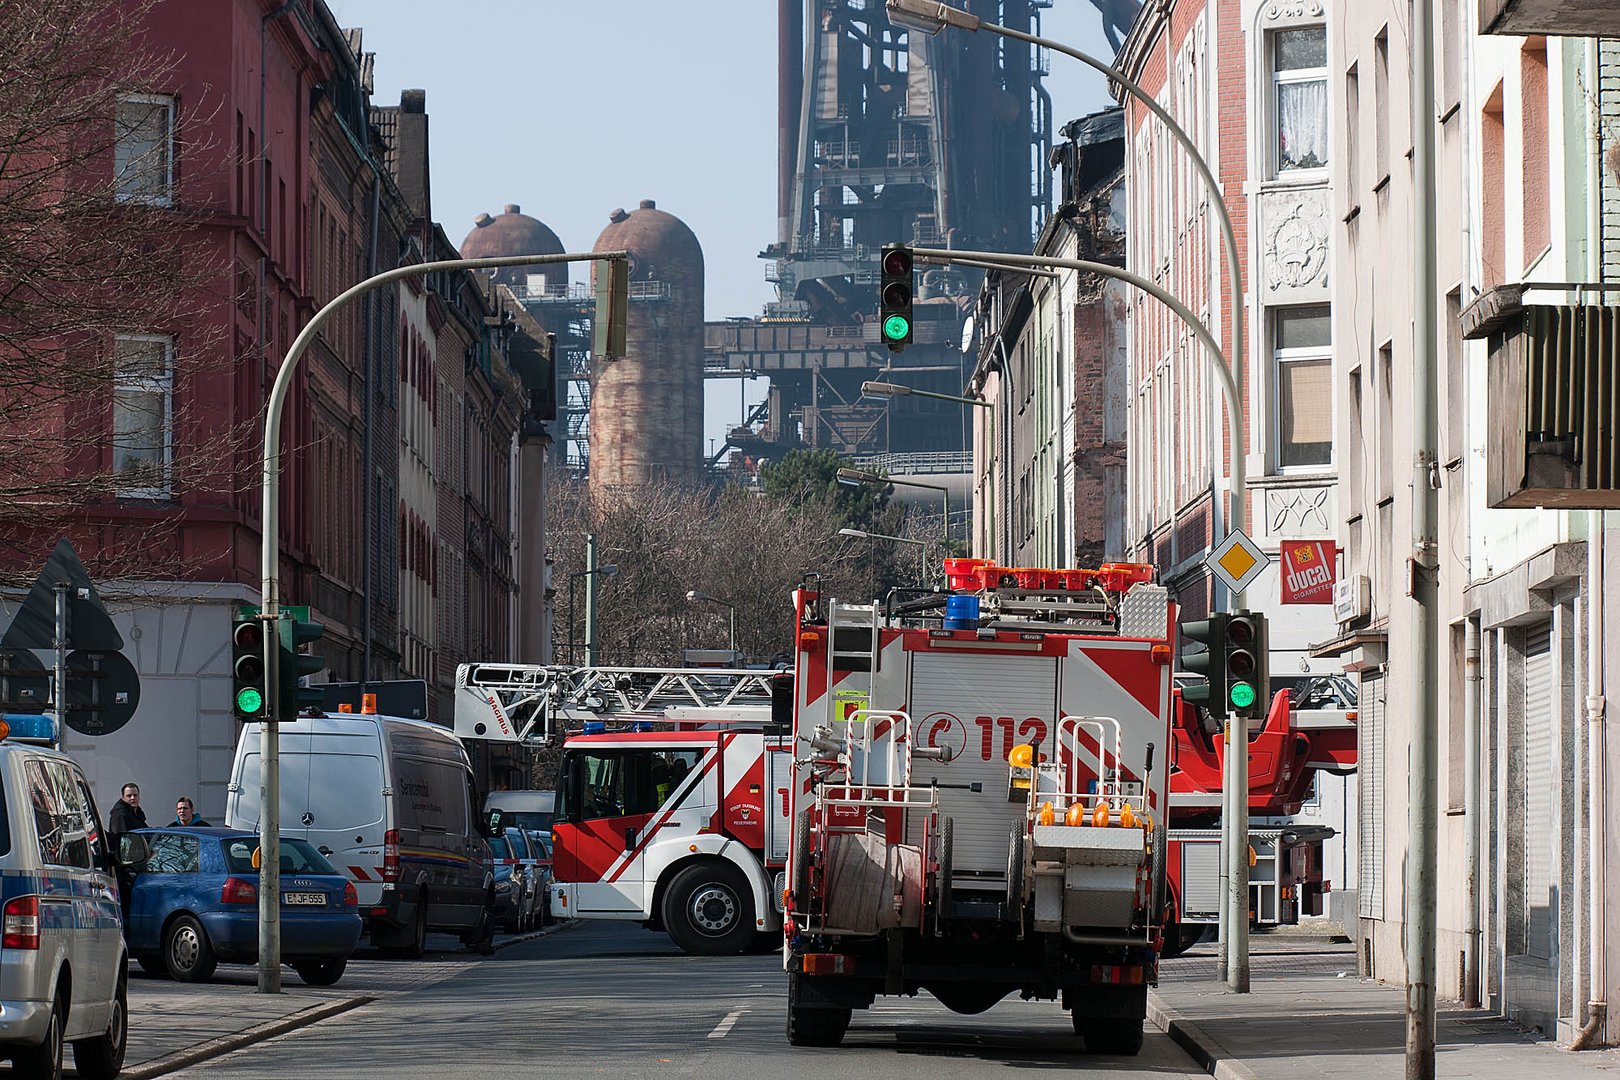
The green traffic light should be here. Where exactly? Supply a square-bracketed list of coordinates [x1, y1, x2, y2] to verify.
[1229, 681, 1256, 709]
[882, 314, 911, 341]
[235, 686, 264, 715]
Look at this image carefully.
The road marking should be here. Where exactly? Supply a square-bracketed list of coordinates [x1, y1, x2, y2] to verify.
[708, 1009, 747, 1038]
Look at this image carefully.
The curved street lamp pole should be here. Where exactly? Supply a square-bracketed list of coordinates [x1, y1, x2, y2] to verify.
[908, 238, 1253, 993]
[256, 249, 627, 994]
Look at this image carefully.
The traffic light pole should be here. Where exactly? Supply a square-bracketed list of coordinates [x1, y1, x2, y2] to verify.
[912, 243, 1254, 991]
[256, 249, 627, 993]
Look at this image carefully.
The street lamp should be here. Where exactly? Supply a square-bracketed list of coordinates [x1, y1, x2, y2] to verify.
[885, 0, 1246, 584]
[840, 527, 928, 582]
[685, 590, 737, 655]
[862, 380, 993, 408]
[887, 0, 1255, 998]
[568, 562, 618, 666]
[837, 466, 953, 544]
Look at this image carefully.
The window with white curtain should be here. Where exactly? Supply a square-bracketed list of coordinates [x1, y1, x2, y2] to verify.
[1273, 27, 1328, 174]
[114, 94, 175, 204]
[1273, 307, 1332, 470]
[112, 334, 174, 497]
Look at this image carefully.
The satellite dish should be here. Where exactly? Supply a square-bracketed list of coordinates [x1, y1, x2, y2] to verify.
[960, 315, 975, 353]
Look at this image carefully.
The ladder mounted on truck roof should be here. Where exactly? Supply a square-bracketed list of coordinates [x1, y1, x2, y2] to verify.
[453, 662, 780, 746]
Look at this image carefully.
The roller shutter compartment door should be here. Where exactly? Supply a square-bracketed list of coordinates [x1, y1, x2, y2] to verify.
[1522, 632, 1555, 961]
[1357, 672, 1385, 920]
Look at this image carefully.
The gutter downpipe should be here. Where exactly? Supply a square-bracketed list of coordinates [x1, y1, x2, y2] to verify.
[1571, 37, 1608, 1050]
[1464, 617, 1481, 1008]
[361, 161, 381, 684]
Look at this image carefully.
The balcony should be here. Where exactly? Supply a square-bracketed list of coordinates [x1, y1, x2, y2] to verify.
[1480, 0, 1620, 35]
[1460, 282, 1620, 508]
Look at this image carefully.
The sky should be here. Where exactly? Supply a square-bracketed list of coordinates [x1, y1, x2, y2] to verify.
[329, 0, 1119, 448]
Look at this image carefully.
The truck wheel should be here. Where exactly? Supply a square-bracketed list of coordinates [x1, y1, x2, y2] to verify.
[792, 813, 812, 912]
[786, 973, 851, 1047]
[1006, 819, 1026, 919]
[13, 989, 63, 1079]
[663, 862, 755, 956]
[1078, 1016, 1144, 1056]
[1151, 817, 1168, 919]
[935, 817, 953, 905]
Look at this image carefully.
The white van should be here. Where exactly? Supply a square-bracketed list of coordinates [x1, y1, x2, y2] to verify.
[226, 714, 496, 957]
[482, 789, 554, 835]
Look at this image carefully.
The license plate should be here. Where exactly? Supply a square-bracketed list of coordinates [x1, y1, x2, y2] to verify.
[282, 892, 325, 906]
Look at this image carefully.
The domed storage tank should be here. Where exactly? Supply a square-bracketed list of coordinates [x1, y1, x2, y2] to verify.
[458, 204, 566, 291]
[588, 199, 704, 493]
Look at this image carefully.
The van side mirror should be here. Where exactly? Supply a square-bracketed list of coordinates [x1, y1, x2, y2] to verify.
[480, 809, 504, 839]
[115, 833, 150, 869]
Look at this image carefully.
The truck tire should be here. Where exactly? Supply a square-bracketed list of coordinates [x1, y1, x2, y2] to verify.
[1006, 819, 1025, 920]
[786, 972, 851, 1047]
[663, 861, 756, 956]
[1077, 1015, 1144, 1056]
[1151, 816, 1168, 919]
[935, 816, 953, 910]
[792, 813, 812, 911]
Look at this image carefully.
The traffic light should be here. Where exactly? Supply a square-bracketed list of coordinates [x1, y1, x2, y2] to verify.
[231, 608, 268, 722]
[878, 243, 914, 352]
[1224, 611, 1270, 721]
[592, 255, 629, 360]
[1180, 613, 1228, 718]
[276, 609, 326, 722]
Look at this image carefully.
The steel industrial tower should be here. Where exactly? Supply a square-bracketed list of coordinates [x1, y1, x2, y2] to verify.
[704, 0, 1055, 472]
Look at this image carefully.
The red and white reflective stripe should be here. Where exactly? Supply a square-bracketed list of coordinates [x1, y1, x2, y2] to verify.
[347, 866, 386, 882]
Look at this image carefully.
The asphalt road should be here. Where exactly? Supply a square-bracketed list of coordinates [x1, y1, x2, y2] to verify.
[173, 921, 1209, 1079]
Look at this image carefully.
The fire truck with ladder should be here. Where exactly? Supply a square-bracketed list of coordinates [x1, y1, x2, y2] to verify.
[454, 662, 790, 954]
[451, 561, 1356, 1042]
[778, 560, 1173, 1051]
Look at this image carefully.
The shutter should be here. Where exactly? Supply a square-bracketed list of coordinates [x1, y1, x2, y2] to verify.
[1358, 671, 1385, 920]
[905, 652, 1059, 880]
[1522, 632, 1555, 960]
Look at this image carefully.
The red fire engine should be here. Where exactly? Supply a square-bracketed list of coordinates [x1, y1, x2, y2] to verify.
[454, 663, 792, 953]
[781, 559, 1174, 1051]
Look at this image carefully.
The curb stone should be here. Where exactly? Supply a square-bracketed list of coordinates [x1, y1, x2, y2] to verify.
[1148, 990, 1263, 1080]
[122, 995, 374, 1079]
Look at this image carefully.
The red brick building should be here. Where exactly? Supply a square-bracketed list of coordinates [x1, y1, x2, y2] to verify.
[0, 1, 541, 810]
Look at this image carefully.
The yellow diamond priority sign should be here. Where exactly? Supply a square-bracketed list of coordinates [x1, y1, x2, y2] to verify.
[1205, 528, 1270, 595]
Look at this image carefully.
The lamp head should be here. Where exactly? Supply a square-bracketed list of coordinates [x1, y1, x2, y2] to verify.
[838, 528, 869, 539]
[862, 380, 910, 397]
[886, 0, 980, 34]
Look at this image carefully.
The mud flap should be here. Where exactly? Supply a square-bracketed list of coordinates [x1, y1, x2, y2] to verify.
[885, 929, 904, 995]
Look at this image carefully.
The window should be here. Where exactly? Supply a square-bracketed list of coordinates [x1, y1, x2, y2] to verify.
[146, 833, 200, 874]
[25, 761, 91, 869]
[114, 94, 174, 204]
[1343, 63, 1360, 202]
[1273, 307, 1332, 469]
[1373, 29, 1390, 185]
[112, 334, 173, 498]
[1273, 27, 1328, 173]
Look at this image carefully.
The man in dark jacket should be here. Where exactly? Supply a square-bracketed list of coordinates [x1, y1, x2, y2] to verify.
[108, 782, 147, 916]
[108, 782, 147, 837]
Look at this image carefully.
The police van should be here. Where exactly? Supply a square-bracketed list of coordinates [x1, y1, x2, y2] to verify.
[0, 714, 133, 1079]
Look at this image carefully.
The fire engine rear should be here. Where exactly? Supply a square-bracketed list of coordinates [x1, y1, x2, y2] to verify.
[783, 560, 1175, 1052]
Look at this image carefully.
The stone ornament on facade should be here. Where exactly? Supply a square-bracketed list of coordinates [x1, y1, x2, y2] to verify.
[1261, 0, 1325, 22]
[1265, 483, 1333, 536]
[1263, 192, 1330, 294]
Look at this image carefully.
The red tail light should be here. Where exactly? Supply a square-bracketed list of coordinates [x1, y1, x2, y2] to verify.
[382, 829, 400, 882]
[221, 876, 258, 905]
[343, 882, 358, 907]
[3, 895, 39, 950]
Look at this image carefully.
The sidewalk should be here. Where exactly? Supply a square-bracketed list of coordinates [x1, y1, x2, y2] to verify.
[1151, 934, 1620, 1079]
[118, 924, 562, 1078]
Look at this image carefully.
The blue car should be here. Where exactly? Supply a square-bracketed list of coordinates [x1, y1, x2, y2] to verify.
[126, 827, 362, 986]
